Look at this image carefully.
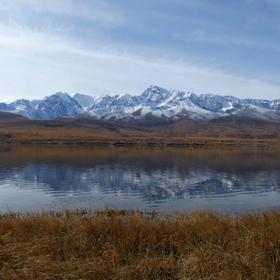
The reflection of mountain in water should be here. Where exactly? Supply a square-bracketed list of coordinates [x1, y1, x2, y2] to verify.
[0, 163, 280, 205]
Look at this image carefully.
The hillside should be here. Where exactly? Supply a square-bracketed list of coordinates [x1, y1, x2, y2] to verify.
[0, 114, 279, 149]
[156, 117, 280, 138]
[0, 112, 29, 122]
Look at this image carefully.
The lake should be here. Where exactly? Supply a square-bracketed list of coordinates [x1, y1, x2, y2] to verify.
[0, 146, 279, 214]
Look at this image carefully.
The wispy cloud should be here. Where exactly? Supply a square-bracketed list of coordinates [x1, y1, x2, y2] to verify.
[0, 0, 125, 27]
[0, 0, 279, 101]
[0, 21, 279, 102]
[172, 28, 280, 53]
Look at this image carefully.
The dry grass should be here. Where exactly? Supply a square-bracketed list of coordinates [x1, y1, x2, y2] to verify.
[0, 210, 280, 279]
[0, 126, 279, 150]
[0, 115, 280, 149]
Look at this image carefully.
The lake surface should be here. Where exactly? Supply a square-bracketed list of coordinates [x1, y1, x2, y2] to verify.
[0, 146, 280, 214]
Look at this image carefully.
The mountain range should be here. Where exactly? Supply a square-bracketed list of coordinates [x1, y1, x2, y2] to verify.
[1, 86, 279, 125]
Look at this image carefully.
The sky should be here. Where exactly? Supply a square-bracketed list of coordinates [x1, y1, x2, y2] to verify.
[0, 0, 280, 102]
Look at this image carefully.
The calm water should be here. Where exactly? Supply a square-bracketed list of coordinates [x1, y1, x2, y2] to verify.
[0, 146, 280, 214]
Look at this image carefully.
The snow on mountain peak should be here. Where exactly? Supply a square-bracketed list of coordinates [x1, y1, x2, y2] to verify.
[53, 92, 72, 101]
[35, 92, 82, 120]
[73, 93, 95, 109]
[0, 86, 279, 123]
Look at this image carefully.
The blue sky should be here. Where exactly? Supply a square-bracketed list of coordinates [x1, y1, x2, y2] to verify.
[0, 0, 280, 101]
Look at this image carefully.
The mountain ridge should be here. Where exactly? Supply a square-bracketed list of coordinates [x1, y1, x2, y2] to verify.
[0, 86, 279, 124]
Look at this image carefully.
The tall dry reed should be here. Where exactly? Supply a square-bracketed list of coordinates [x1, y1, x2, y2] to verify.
[0, 210, 280, 279]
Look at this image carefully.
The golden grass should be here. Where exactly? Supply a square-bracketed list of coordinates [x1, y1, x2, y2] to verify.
[0, 210, 280, 279]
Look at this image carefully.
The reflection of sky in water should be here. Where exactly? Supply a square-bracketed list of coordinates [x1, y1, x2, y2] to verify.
[0, 148, 280, 213]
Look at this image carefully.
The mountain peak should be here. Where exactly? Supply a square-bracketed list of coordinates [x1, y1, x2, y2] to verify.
[52, 92, 72, 101]
[36, 92, 82, 120]
[0, 86, 279, 123]
[73, 93, 95, 108]
[141, 85, 171, 104]
[146, 85, 168, 92]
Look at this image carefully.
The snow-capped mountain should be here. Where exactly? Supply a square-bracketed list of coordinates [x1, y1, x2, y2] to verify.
[0, 86, 279, 123]
[0, 99, 37, 119]
[73, 93, 95, 109]
[86, 86, 280, 123]
[230, 105, 280, 122]
[87, 86, 219, 121]
[189, 93, 241, 114]
[9, 99, 37, 119]
[35, 92, 82, 120]
[0, 103, 13, 112]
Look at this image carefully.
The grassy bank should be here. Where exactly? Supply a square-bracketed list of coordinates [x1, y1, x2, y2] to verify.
[0, 211, 280, 279]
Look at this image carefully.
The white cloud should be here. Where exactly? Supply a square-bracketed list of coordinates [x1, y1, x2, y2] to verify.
[173, 29, 280, 53]
[0, 22, 279, 102]
[0, 0, 125, 26]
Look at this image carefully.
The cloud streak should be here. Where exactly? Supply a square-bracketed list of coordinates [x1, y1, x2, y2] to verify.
[0, 0, 125, 26]
[0, 22, 279, 102]
[0, 0, 279, 101]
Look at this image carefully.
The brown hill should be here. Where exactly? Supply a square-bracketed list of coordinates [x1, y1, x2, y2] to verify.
[154, 117, 280, 138]
[0, 115, 279, 147]
[0, 112, 29, 122]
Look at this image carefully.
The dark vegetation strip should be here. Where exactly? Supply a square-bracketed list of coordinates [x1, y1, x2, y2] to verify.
[0, 137, 279, 150]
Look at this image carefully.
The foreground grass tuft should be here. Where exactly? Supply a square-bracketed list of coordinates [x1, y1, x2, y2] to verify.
[0, 210, 280, 279]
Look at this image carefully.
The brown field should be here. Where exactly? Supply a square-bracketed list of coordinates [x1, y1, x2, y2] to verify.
[0, 112, 280, 149]
[0, 210, 280, 279]
[0, 123, 280, 150]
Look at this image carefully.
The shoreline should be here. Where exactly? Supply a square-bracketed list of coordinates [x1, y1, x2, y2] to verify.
[0, 137, 279, 149]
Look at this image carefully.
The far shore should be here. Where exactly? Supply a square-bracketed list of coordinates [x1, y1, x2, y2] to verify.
[1, 116, 280, 150]
[0, 133, 279, 150]
[0, 138, 279, 150]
